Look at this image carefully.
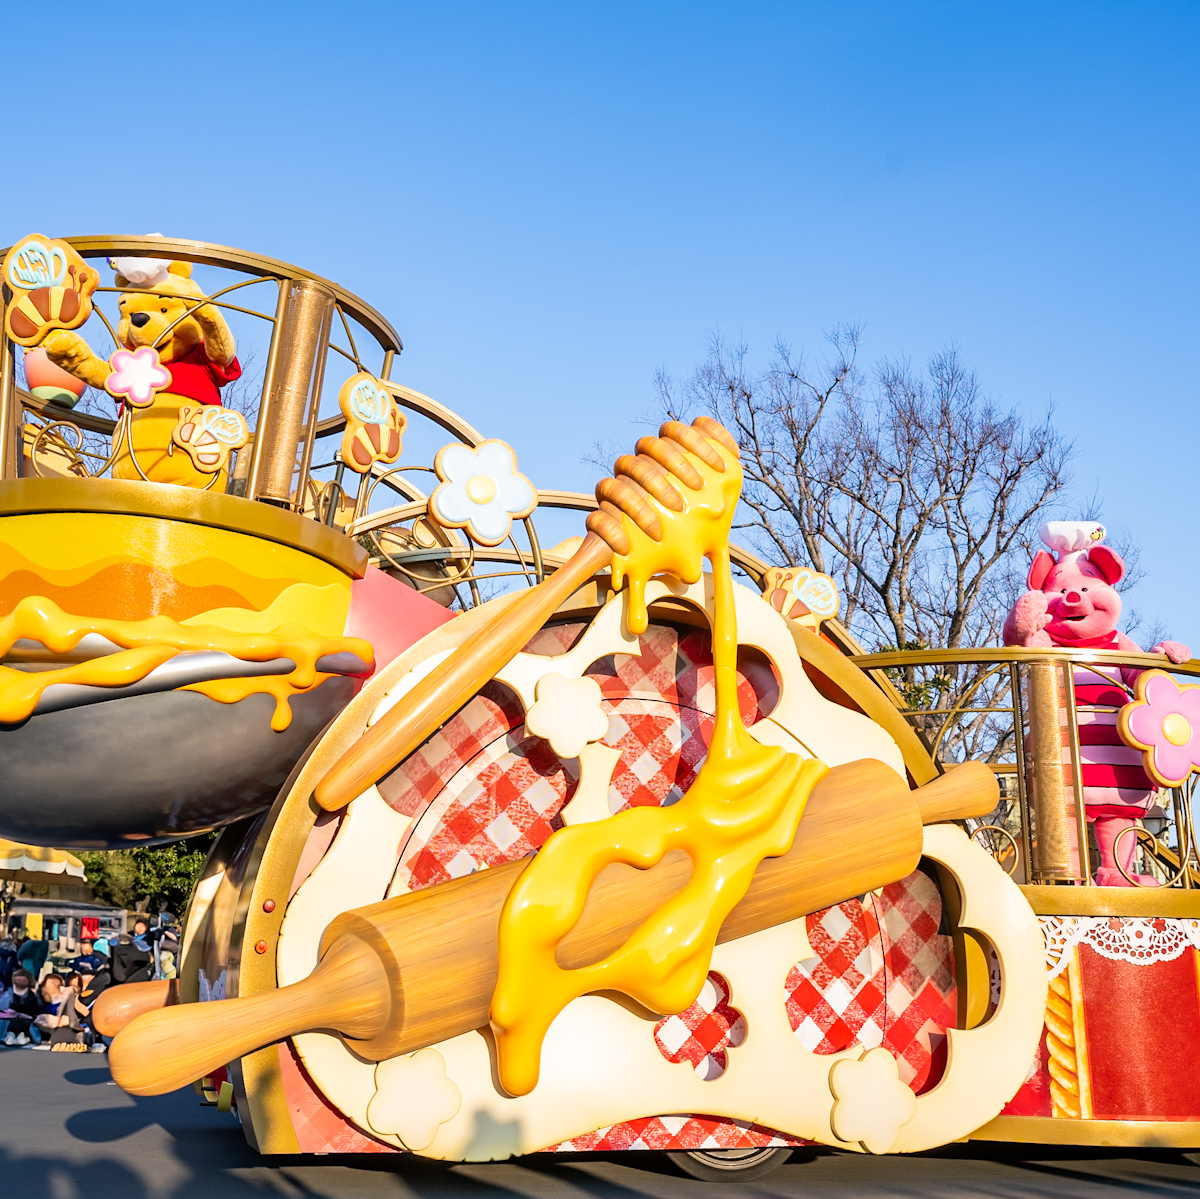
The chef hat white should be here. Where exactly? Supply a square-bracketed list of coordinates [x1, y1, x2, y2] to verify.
[1038, 521, 1107, 556]
[108, 234, 172, 289]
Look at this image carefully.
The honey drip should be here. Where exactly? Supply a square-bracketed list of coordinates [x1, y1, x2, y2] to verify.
[0, 596, 373, 730]
[489, 438, 828, 1096]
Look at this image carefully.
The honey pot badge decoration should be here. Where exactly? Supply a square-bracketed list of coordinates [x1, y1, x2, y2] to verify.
[3, 235, 99, 346]
[339, 372, 405, 473]
[761, 565, 840, 630]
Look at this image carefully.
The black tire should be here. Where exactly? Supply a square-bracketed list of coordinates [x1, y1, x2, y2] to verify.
[1181, 1151, 1200, 1166]
[666, 1146, 792, 1182]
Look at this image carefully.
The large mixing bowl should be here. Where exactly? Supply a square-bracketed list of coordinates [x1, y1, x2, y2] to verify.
[0, 479, 377, 847]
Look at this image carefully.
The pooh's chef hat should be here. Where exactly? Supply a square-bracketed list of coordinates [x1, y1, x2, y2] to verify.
[108, 235, 171, 289]
[1038, 521, 1107, 560]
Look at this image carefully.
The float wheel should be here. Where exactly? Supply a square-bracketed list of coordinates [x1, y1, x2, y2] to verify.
[666, 1145, 792, 1181]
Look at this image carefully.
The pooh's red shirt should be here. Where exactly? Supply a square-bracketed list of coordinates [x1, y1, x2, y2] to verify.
[165, 344, 242, 405]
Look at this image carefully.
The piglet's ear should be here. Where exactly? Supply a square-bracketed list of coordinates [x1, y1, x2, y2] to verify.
[1027, 551, 1055, 591]
[1088, 545, 1125, 585]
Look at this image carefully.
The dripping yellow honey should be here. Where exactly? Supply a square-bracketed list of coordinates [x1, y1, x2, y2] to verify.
[489, 435, 828, 1097]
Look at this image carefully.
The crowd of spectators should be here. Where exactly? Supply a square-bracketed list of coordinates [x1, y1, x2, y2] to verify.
[0, 916, 180, 1054]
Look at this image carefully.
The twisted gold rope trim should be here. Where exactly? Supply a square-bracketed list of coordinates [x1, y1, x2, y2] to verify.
[1046, 970, 1081, 1118]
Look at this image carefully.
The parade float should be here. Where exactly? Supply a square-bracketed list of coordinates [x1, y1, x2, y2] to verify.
[2, 234, 1199, 1181]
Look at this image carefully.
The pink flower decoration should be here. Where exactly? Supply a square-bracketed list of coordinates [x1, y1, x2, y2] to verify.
[104, 346, 171, 408]
[1118, 670, 1200, 788]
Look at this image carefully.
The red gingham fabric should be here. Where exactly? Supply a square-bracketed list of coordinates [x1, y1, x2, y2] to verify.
[277, 1044, 396, 1154]
[785, 869, 956, 1093]
[787, 896, 888, 1054]
[548, 1114, 805, 1152]
[388, 624, 777, 890]
[653, 972, 746, 1080]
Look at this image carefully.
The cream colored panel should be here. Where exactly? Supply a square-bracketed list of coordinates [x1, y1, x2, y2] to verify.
[284, 585, 1043, 1158]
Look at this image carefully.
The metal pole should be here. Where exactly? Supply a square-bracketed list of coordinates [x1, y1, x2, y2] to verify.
[0, 307, 19, 480]
[245, 279, 335, 505]
[293, 313, 332, 515]
[1010, 662, 1033, 884]
[1061, 666, 1092, 884]
[243, 281, 288, 501]
[1026, 658, 1084, 882]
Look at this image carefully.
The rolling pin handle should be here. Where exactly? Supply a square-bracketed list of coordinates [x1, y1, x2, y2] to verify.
[108, 935, 388, 1096]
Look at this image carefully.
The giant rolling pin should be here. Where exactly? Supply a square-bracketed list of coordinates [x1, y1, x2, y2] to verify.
[314, 416, 739, 812]
[109, 758, 996, 1096]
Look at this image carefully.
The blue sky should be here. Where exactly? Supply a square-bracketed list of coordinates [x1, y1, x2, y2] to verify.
[9, 2, 1200, 643]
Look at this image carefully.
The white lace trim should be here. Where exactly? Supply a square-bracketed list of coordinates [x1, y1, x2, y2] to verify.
[1040, 915, 1200, 978]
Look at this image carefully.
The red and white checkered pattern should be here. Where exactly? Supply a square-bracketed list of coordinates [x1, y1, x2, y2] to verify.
[787, 897, 887, 1054]
[653, 972, 746, 1080]
[378, 681, 528, 820]
[549, 1114, 805, 1152]
[397, 718, 578, 890]
[278, 1044, 396, 1154]
[785, 870, 956, 1094]
[877, 871, 956, 1090]
[591, 626, 776, 727]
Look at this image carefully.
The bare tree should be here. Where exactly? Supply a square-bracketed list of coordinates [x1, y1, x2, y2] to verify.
[656, 330, 1075, 761]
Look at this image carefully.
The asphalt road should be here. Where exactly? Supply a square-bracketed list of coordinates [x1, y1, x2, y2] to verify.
[2, 1052, 1199, 1198]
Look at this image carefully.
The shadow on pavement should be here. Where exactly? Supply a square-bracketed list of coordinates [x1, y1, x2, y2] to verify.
[4, 1053, 1200, 1197]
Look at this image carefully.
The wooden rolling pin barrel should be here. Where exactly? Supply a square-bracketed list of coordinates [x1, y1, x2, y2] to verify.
[106, 759, 997, 1096]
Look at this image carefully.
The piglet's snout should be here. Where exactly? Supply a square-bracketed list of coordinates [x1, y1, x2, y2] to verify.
[1053, 590, 1093, 618]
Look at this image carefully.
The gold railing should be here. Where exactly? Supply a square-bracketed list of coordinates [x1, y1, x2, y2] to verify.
[853, 646, 1200, 886]
[1, 235, 401, 505]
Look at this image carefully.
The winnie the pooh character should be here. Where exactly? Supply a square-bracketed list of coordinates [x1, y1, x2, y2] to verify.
[36, 256, 242, 487]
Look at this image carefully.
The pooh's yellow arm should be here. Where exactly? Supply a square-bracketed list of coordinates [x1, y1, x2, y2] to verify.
[186, 296, 236, 367]
[40, 329, 112, 390]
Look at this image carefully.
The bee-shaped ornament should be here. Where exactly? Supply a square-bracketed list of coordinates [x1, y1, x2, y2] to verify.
[338, 372, 405, 473]
[3, 235, 99, 347]
[761, 565, 840, 631]
[171, 404, 250, 474]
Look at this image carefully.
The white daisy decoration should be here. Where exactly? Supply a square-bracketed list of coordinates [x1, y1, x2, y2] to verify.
[428, 439, 537, 546]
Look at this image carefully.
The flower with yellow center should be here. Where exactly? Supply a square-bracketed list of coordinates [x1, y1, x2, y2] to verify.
[428, 439, 537, 546]
[1119, 669, 1200, 788]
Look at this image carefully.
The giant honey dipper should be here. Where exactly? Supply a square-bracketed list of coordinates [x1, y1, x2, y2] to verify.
[107, 420, 1000, 1097]
[312, 417, 745, 812]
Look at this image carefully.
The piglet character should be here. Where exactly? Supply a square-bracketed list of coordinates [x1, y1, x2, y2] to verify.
[1004, 521, 1189, 886]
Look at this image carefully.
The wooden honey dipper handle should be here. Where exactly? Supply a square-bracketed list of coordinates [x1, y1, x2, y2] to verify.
[316, 531, 613, 812]
[314, 416, 737, 813]
[110, 759, 996, 1096]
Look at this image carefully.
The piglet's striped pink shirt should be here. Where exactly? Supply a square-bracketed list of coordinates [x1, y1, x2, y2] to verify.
[1066, 631, 1156, 815]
